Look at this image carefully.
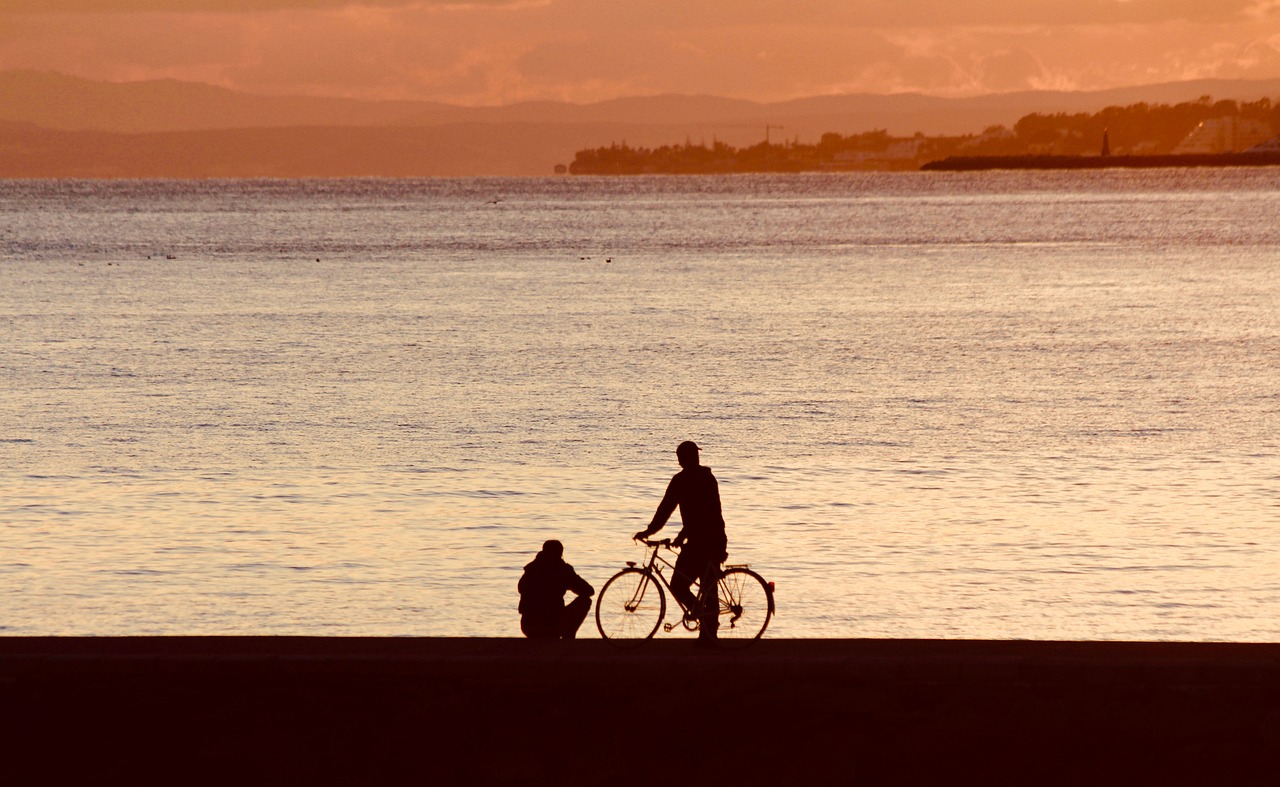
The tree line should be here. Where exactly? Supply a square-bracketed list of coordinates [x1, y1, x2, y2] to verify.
[568, 96, 1279, 174]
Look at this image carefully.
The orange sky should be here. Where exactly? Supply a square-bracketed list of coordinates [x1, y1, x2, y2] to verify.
[3, 1, 1280, 105]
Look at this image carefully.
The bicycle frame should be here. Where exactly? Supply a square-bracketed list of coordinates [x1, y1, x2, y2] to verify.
[598, 538, 775, 643]
[626, 539, 713, 630]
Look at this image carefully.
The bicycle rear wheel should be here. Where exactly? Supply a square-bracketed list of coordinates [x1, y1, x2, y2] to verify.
[596, 568, 665, 644]
[715, 567, 774, 645]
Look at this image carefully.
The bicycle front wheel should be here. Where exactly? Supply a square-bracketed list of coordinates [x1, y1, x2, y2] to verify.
[596, 568, 666, 644]
[716, 567, 774, 645]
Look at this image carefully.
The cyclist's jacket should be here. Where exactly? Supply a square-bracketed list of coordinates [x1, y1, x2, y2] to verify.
[648, 464, 727, 550]
[518, 554, 594, 622]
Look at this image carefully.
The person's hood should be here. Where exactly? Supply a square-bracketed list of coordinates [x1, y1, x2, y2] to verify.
[525, 553, 561, 571]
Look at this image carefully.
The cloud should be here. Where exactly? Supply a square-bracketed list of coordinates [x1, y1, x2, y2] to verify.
[1, 0, 1261, 25]
[977, 48, 1048, 93]
[223, 8, 514, 99]
[0, 0, 1278, 104]
[1, 0, 531, 12]
[516, 25, 921, 100]
[530, 0, 1260, 30]
[1247, 0, 1280, 19]
[885, 21, 1280, 94]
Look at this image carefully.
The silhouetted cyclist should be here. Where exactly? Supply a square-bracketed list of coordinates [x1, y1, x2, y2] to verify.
[633, 441, 728, 643]
[518, 540, 595, 639]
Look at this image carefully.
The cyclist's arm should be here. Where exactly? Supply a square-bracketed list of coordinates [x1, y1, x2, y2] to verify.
[635, 476, 680, 540]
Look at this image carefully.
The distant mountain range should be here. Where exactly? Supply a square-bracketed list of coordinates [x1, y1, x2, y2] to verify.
[4, 70, 1280, 177]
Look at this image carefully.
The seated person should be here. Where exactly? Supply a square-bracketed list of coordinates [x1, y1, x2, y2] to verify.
[518, 540, 594, 639]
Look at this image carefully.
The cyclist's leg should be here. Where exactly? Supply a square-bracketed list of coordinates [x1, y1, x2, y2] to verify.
[697, 554, 719, 640]
[670, 549, 701, 615]
[669, 572, 697, 616]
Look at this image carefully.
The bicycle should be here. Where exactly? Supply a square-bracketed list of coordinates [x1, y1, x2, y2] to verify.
[595, 538, 775, 647]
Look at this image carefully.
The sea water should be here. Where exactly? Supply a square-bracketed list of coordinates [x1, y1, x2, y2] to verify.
[1, 171, 1278, 639]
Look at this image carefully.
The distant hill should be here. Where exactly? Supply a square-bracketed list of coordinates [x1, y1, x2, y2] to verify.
[0, 123, 642, 178]
[3, 70, 1280, 177]
[0, 70, 452, 133]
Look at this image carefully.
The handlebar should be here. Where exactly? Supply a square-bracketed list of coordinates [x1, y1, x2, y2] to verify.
[636, 538, 674, 549]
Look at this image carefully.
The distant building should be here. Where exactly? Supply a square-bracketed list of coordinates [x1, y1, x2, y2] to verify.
[1173, 117, 1274, 154]
[960, 125, 1016, 150]
[828, 137, 922, 170]
[1246, 136, 1280, 153]
[883, 138, 922, 160]
[832, 150, 874, 165]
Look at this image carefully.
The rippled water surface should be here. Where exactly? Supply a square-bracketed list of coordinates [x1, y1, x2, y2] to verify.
[2, 171, 1278, 639]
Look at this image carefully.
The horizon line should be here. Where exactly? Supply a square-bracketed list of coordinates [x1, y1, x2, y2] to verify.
[7, 67, 1280, 111]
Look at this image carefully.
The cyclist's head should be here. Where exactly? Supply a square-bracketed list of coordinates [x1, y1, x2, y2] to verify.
[676, 440, 700, 468]
[541, 539, 563, 559]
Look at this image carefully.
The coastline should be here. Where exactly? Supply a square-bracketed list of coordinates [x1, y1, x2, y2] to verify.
[4, 637, 1278, 784]
[922, 152, 1280, 170]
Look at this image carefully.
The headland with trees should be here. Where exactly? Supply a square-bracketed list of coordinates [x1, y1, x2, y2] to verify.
[568, 96, 1280, 174]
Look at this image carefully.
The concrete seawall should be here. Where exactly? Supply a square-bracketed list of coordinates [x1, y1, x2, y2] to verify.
[4, 637, 1279, 784]
[921, 153, 1280, 170]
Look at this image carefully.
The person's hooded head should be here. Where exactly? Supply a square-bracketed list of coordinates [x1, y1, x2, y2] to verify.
[677, 440, 700, 469]
[538, 539, 564, 562]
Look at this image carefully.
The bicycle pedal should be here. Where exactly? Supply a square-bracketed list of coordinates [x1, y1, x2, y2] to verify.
[663, 623, 675, 633]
